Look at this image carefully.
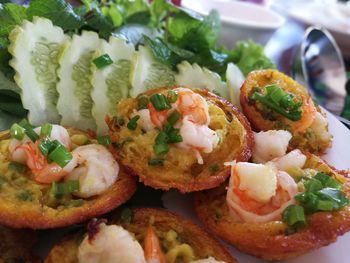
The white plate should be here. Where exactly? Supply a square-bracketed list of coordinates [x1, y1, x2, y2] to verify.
[163, 111, 350, 263]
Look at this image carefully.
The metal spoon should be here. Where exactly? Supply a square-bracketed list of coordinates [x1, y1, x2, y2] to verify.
[300, 27, 347, 118]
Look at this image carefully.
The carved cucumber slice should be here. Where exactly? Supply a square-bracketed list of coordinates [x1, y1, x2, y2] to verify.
[226, 63, 245, 109]
[175, 61, 229, 100]
[8, 17, 68, 125]
[91, 36, 135, 135]
[57, 31, 100, 131]
[130, 46, 175, 98]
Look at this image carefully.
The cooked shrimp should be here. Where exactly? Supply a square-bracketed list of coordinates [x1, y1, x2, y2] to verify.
[252, 130, 292, 163]
[78, 223, 146, 263]
[291, 97, 316, 132]
[226, 162, 298, 223]
[270, 149, 307, 174]
[144, 226, 166, 263]
[310, 111, 332, 142]
[18, 141, 76, 184]
[9, 124, 71, 164]
[64, 144, 119, 198]
[136, 109, 156, 132]
[178, 117, 219, 164]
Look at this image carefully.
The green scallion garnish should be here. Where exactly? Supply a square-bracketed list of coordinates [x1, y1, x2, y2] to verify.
[40, 123, 53, 137]
[39, 137, 53, 156]
[167, 110, 181, 125]
[148, 159, 165, 166]
[98, 135, 111, 146]
[52, 180, 80, 199]
[10, 123, 25, 140]
[92, 54, 113, 69]
[137, 95, 149, 110]
[167, 90, 178, 103]
[153, 143, 169, 155]
[19, 119, 39, 142]
[282, 205, 306, 230]
[48, 140, 72, 168]
[251, 84, 302, 121]
[150, 93, 171, 111]
[8, 161, 26, 173]
[127, 115, 140, 130]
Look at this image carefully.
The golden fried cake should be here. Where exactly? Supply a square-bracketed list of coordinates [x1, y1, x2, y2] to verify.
[45, 208, 237, 263]
[0, 124, 136, 229]
[240, 69, 332, 154]
[108, 86, 253, 193]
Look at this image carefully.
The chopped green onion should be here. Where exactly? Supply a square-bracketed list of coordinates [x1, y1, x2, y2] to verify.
[295, 192, 319, 213]
[316, 200, 334, 211]
[127, 115, 140, 130]
[8, 161, 26, 173]
[10, 123, 25, 140]
[251, 85, 302, 121]
[164, 125, 182, 143]
[153, 143, 169, 155]
[18, 119, 39, 142]
[17, 190, 33, 201]
[93, 54, 113, 69]
[39, 138, 53, 156]
[209, 164, 220, 173]
[137, 95, 149, 110]
[52, 180, 80, 199]
[167, 110, 181, 125]
[113, 116, 125, 127]
[317, 188, 348, 209]
[40, 123, 53, 137]
[155, 131, 168, 144]
[304, 178, 323, 192]
[98, 135, 111, 146]
[282, 205, 306, 229]
[150, 93, 171, 111]
[167, 90, 178, 103]
[148, 159, 165, 166]
[48, 140, 72, 168]
[314, 172, 342, 190]
[120, 207, 133, 223]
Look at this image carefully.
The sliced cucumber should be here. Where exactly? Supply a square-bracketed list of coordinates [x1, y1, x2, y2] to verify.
[8, 17, 68, 125]
[129, 45, 175, 98]
[226, 63, 245, 110]
[91, 36, 135, 135]
[175, 61, 229, 100]
[56, 31, 100, 131]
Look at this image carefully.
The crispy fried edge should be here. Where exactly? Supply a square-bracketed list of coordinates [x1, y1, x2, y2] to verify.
[194, 154, 350, 260]
[0, 129, 137, 229]
[110, 87, 254, 193]
[45, 208, 238, 263]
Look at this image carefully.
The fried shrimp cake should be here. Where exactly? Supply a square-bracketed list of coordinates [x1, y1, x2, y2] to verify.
[0, 124, 136, 229]
[195, 152, 350, 260]
[45, 208, 237, 263]
[240, 69, 332, 154]
[0, 225, 40, 263]
[108, 86, 253, 193]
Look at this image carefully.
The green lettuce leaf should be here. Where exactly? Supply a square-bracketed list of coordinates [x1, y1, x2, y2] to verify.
[0, 3, 27, 38]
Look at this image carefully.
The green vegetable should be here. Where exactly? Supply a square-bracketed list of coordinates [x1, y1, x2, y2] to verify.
[137, 95, 149, 110]
[40, 123, 52, 137]
[148, 158, 164, 166]
[17, 190, 33, 201]
[150, 93, 171, 111]
[167, 90, 178, 103]
[127, 115, 140, 130]
[153, 141, 169, 155]
[98, 135, 111, 146]
[92, 53, 114, 69]
[314, 172, 343, 190]
[251, 85, 302, 121]
[48, 140, 72, 168]
[0, 3, 27, 44]
[19, 119, 39, 142]
[8, 161, 26, 173]
[164, 124, 182, 143]
[51, 180, 80, 199]
[120, 207, 133, 224]
[167, 110, 181, 125]
[282, 205, 306, 230]
[10, 123, 25, 140]
[39, 137, 52, 156]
